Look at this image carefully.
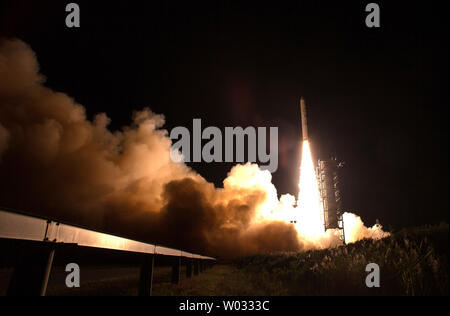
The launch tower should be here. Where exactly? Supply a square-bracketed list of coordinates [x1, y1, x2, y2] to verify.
[317, 157, 346, 243]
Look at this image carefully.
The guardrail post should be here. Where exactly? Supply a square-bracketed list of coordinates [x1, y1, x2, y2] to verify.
[171, 256, 181, 285]
[194, 259, 199, 275]
[41, 247, 55, 296]
[186, 258, 193, 278]
[139, 255, 155, 296]
[7, 243, 55, 296]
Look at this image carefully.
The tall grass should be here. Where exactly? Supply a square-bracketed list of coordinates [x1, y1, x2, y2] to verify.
[234, 224, 449, 296]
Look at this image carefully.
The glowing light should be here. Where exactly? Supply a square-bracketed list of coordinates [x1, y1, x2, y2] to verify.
[241, 138, 389, 250]
[296, 140, 324, 237]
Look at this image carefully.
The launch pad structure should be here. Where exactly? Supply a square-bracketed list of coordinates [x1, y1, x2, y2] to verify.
[317, 157, 346, 243]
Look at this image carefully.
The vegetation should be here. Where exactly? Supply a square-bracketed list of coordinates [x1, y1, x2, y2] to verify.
[233, 223, 449, 296]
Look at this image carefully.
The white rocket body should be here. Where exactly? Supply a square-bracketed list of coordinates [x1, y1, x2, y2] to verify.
[300, 97, 308, 141]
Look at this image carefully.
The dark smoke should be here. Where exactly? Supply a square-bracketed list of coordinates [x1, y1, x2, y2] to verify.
[0, 39, 301, 258]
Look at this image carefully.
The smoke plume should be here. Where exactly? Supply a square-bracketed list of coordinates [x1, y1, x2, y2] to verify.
[0, 39, 388, 258]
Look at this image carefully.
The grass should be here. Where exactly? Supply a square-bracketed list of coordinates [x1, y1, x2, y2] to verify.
[233, 223, 449, 296]
[153, 265, 263, 296]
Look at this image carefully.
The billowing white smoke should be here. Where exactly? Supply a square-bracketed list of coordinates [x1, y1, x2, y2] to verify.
[222, 163, 390, 250]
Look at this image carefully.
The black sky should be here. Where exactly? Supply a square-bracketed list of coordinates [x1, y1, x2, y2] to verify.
[0, 0, 448, 229]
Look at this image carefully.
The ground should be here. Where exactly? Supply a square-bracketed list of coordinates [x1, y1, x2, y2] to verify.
[45, 265, 259, 296]
[2, 224, 448, 296]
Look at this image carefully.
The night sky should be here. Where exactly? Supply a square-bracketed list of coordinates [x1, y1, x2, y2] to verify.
[1, 0, 448, 229]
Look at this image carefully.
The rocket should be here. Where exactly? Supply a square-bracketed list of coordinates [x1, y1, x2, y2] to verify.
[300, 97, 308, 141]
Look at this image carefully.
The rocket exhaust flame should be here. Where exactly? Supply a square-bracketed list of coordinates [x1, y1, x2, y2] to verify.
[296, 140, 324, 237]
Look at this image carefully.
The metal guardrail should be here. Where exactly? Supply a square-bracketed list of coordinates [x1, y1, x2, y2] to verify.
[0, 209, 215, 296]
[0, 209, 214, 259]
